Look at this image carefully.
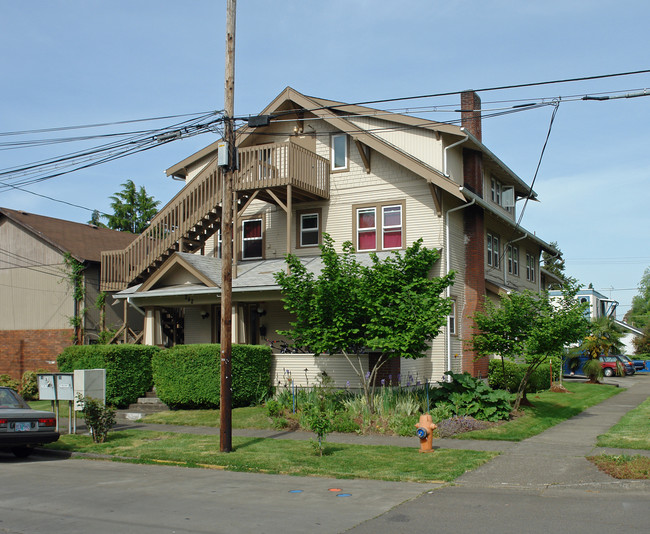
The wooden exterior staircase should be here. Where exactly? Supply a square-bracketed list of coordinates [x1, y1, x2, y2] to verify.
[101, 140, 330, 291]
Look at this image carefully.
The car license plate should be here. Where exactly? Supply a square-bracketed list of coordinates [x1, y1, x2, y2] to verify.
[15, 422, 32, 432]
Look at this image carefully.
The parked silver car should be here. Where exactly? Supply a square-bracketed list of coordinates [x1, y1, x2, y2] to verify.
[0, 387, 59, 458]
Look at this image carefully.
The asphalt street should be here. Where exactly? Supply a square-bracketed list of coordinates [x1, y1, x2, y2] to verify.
[1, 375, 648, 533]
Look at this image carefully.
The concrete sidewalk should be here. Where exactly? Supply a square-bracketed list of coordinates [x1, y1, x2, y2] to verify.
[455, 374, 650, 488]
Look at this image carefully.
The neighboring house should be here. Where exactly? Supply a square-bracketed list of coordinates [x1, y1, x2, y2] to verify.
[549, 287, 643, 355]
[101, 87, 561, 387]
[550, 288, 619, 321]
[0, 208, 139, 379]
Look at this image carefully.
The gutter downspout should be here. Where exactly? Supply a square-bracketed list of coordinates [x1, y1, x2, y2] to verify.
[445, 196, 476, 380]
[504, 233, 527, 287]
[443, 133, 469, 177]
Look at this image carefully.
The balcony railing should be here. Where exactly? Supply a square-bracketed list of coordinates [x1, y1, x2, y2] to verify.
[236, 141, 330, 199]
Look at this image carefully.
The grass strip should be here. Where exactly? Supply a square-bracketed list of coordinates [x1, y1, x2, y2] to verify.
[46, 430, 496, 483]
[588, 454, 650, 479]
[596, 396, 650, 450]
[452, 382, 621, 441]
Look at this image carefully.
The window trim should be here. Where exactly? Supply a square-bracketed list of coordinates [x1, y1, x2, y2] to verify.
[330, 133, 349, 172]
[296, 208, 322, 249]
[352, 200, 406, 252]
[240, 215, 266, 261]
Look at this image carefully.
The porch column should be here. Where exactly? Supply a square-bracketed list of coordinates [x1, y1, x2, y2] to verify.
[143, 308, 162, 346]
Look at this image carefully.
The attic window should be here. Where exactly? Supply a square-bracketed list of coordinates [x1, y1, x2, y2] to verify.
[331, 134, 348, 171]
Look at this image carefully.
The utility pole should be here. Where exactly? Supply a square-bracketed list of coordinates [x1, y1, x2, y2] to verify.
[220, 0, 236, 453]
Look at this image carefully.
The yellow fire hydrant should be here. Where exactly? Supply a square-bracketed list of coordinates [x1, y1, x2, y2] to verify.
[415, 413, 437, 453]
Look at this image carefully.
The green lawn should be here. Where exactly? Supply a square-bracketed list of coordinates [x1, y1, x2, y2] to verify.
[47, 430, 496, 483]
[143, 406, 273, 429]
[452, 382, 622, 441]
[596, 396, 650, 450]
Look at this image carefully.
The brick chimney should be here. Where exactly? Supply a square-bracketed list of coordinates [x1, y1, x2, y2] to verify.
[461, 90, 482, 141]
[460, 90, 488, 378]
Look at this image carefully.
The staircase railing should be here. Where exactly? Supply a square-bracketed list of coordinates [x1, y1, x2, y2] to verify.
[101, 159, 222, 290]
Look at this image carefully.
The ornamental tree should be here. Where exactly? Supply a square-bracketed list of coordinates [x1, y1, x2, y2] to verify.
[471, 282, 589, 413]
[274, 234, 454, 413]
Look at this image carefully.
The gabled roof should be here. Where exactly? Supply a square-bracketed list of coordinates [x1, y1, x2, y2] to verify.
[167, 87, 471, 200]
[0, 207, 138, 263]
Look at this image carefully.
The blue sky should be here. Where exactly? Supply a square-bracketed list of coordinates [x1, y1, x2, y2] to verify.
[2, 1, 649, 318]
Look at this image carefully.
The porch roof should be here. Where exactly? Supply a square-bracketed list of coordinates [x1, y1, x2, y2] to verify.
[114, 250, 394, 300]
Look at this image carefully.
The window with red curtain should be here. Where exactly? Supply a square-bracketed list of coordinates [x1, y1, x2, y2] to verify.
[382, 205, 402, 249]
[242, 219, 263, 259]
[357, 208, 376, 251]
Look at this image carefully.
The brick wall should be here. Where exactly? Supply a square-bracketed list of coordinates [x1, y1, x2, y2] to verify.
[0, 329, 72, 380]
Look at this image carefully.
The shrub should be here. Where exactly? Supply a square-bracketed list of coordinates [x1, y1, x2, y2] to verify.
[57, 345, 159, 407]
[20, 369, 48, 401]
[582, 358, 604, 381]
[488, 357, 561, 393]
[152, 344, 272, 409]
[77, 394, 116, 443]
[430, 372, 513, 422]
[0, 374, 20, 391]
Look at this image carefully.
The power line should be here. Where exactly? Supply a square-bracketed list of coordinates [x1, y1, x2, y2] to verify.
[265, 69, 650, 118]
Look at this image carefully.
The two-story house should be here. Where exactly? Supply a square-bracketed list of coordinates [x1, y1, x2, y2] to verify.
[101, 87, 561, 387]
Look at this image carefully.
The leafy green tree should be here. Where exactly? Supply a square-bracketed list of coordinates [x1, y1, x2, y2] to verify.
[104, 180, 160, 233]
[274, 234, 454, 414]
[542, 241, 567, 289]
[471, 282, 589, 413]
[633, 325, 650, 355]
[624, 267, 650, 330]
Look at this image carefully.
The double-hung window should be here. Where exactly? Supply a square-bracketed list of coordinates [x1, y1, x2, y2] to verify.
[331, 134, 348, 171]
[487, 233, 500, 268]
[526, 253, 536, 282]
[382, 205, 402, 249]
[357, 207, 377, 251]
[299, 211, 320, 247]
[242, 218, 263, 260]
[507, 245, 519, 276]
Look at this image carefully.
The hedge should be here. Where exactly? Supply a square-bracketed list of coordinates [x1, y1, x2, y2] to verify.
[152, 344, 272, 409]
[488, 357, 561, 393]
[57, 345, 159, 407]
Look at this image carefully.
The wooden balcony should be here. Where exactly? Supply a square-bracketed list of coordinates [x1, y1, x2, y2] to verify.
[235, 141, 330, 202]
[101, 141, 329, 291]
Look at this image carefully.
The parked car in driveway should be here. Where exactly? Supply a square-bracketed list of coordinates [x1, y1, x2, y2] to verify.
[599, 355, 635, 377]
[0, 387, 59, 458]
[618, 355, 646, 372]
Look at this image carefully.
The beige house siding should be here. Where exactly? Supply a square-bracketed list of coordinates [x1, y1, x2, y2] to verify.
[0, 218, 72, 330]
[271, 353, 368, 390]
[347, 116, 445, 171]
